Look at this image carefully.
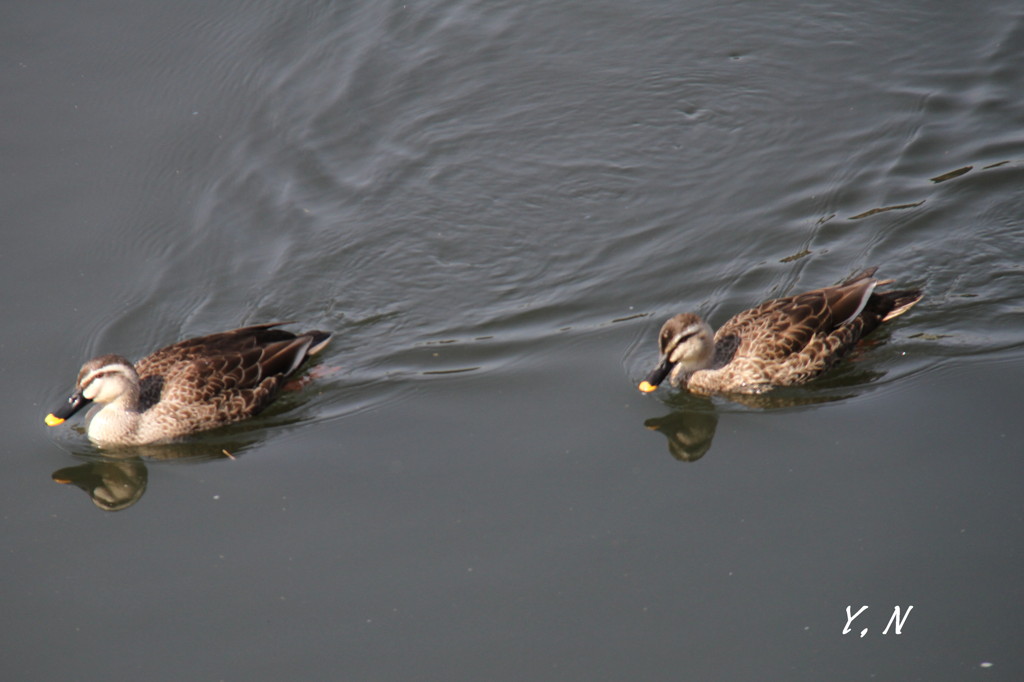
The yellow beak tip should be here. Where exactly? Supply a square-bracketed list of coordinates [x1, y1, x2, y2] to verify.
[638, 381, 657, 393]
[45, 414, 65, 427]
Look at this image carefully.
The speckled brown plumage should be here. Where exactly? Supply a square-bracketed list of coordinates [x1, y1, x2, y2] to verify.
[639, 268, 922, 395]
[47, 323, 331, 446]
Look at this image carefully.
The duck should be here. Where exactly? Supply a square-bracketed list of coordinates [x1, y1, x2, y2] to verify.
[45, 323, 331, 446]
[638, 267, 922, 395]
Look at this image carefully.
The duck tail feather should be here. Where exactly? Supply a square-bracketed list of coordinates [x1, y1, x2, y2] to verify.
[880, 290, 924, 322]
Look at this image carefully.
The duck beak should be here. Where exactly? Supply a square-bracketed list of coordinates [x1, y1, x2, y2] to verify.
[638, 356, 674, 393]
[45, 390, 91, 426]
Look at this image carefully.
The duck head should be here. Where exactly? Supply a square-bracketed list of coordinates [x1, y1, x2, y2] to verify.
[638, 313, 714, 392]
[46, 355, 139, 426]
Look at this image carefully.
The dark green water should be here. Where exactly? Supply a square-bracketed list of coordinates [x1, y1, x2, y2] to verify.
[4, 0, 1022, 679]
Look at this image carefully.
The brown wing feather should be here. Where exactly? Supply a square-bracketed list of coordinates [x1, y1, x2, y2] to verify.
[132, 325, 322, 438]
[719, 278, 875, 363]
[136, 323, 292, 376]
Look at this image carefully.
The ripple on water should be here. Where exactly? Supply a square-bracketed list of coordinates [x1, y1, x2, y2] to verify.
[80, 1, 1024, 430]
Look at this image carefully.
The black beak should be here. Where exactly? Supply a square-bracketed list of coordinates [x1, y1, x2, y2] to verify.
[638, 356, 674, 393]
[45, 391, 92, 427]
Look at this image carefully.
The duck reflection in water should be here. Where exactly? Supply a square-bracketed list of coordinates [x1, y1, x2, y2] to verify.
[52, 459, 148, 512]
[51, 434, 264, 511]
[642, 387, 860, 462]
[644, 406, 719, 463]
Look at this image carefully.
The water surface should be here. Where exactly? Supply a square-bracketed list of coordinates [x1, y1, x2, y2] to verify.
[4, 1, 1022, 679]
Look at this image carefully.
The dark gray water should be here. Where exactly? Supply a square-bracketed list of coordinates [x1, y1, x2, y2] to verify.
[4, 1, 1022, 679]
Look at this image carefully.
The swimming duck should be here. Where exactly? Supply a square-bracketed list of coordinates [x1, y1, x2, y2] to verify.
[638, 268, 922, 395]
[45, 323, 331, 446]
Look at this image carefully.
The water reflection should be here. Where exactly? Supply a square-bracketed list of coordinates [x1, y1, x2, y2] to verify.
[53, 460, 148, 512]
[644, 407, 718, 462]
[51, 435, 262, 512]
[644, 383, 864, 462]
